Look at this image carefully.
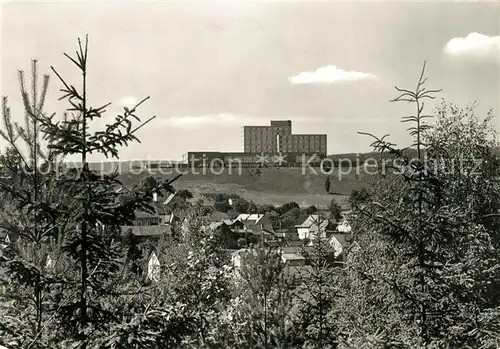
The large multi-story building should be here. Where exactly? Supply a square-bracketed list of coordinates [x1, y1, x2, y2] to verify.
[181, 151, 322, 167]
[181, 120, 328, 166]
[243, 120, 327, 155]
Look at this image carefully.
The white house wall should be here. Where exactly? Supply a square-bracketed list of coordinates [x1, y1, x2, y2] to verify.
[297, 227, 310, 240]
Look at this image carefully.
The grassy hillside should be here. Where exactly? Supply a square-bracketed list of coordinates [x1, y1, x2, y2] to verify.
[118, 166, 371, 208]
[55, 145, 500, 209]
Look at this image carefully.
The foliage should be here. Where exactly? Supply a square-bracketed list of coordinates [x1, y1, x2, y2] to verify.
[3, 41, 500, 349]
[278, 208, 305, 229]
[305, 205, 318, 215]
[276, 202, 300, 215]
[226, 247, 297, 348]
[295, 214, 341, 349]
[0, 59, 67, 348]
[12, 36, 171, 347]
[176, 189, 193, 200]
[341, 62, 500, 348]
[348, 188, 370, 208]
[327, 199, 342, 221]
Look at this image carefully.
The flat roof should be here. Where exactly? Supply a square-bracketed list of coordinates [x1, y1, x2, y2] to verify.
[282, 253, 306, 260]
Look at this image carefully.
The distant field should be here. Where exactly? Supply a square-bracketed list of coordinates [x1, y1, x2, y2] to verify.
[118, 167, 371, 209]
[65, 146, 500, 209]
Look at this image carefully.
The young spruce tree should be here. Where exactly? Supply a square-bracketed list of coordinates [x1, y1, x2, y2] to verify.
[0, 59, 67, 348]
[340, 62, 500, 348]
[32, 36, 172, 347]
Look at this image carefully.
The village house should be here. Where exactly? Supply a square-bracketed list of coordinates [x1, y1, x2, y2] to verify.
[230, 246, 313, 287]
[201, 213, 276, 248]
[159, 212, 181, 225]
[281, 252, 306, 266]
[209, 221, 245, 249]
[305, 233, 353, 261]
[295, 215, 337, 240]
[123, 207, 179, 240]
[275, 227, 299, 241]
[234, 213, 275, 234]
[133, 211, 161, 226]
[337, 211, 352, 233]
[230, 248, 256, 269]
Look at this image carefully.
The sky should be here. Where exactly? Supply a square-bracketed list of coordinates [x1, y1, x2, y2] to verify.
[1, 0, 499, 161]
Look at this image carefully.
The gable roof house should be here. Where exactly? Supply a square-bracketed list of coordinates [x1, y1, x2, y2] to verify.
[275, 228, 299, 241]
[230, 248, 258, 269]
[223, 219, 245, 230]
[329, 233, 352, 258]
[337, 215, 352, 233]
[230, 246, 314, 286]
[281, 252, 306, 266]
[235, 213, 275, 234]
[159, 213, 181, 225]
[295, 215, 337, 240]
[133, 210, 161, 226]
[180, 217, 191, 236]
[210, 220, 262, 249]
[303, 231, 353, 264]
[209, 221, 240, 249]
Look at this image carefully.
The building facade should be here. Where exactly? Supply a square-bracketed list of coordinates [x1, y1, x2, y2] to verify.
[181, 151, 323, 166]
[243, 120, 327, 155]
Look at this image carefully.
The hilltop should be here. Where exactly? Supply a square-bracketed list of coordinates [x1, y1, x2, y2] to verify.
[117, 166, 371, 208]
[78, 146, 500, 208]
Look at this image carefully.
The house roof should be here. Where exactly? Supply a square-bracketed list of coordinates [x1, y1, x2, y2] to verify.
[231, 248, 257, 259]
[284, 240, 307, 247]
[163, 192, 177, 206]
[337, 219, 352, 233]
[160, 213, 179, 224]
[134, 210, 159, 219]
[231, 228, 247, 233]
[235, 213, 266, 224]
[295, 215, 336, 229]
[331, 233, 353, 247]
[209, 221, 228, 230]
[121, 225, 171, 237]
[309, 220, 334, 232]
[279, 246, 314, 255]
[282, 253, 306, 261]
[295, 215, 321, 228]
[276, 228, 297, 234]
[307, 236, 334, 245]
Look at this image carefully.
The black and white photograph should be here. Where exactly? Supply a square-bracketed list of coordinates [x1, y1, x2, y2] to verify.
[0, 0, 499, 348]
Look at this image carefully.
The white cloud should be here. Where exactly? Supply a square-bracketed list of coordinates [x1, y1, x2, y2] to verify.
[165, 113, 244, 128]
[288, 65, 378, 85]
[118, 96, 138, 109]
[444, 33, 500, 60]
[161, 114, 334, 128]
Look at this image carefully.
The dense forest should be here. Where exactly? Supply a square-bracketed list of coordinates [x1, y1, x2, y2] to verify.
[1, 38, 499, 349]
